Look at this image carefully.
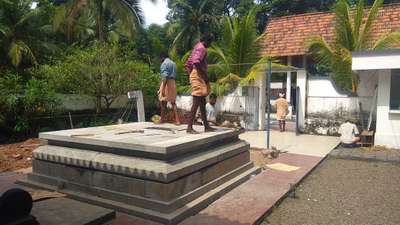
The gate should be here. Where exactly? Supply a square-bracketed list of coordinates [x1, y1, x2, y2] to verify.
[242, 86, 260, 130]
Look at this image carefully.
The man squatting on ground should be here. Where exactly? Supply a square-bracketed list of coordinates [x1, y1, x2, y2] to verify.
[158, 52, 180, 124]
[185, 33, 216, 134]
[338, 119, 360, 148]
[275, 93, 289, 132]
[196, 93, 218, 126]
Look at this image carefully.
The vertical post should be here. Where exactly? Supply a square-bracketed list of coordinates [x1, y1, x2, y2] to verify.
[68, 112, 74, 129]
[286, 56, 292, 104]
[127, 91, 146, 123]
[136, 91, 146, 122]
[266, 59, 272, 149]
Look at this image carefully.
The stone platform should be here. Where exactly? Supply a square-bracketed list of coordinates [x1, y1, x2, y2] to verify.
[18, 123, 260, 224]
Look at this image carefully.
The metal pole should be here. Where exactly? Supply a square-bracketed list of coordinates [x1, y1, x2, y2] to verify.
[266, 59, 272, 149]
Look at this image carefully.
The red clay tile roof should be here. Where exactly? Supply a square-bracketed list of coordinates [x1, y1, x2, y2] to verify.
[260, 4, 400, 57]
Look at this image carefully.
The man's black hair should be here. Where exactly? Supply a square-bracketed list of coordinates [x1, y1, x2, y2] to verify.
[160, 52, 169, 59]
[200, 33, 214, 44]
[209, 93, 217, 99]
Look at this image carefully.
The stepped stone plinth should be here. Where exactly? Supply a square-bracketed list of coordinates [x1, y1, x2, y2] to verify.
[18, 122, 260, 224]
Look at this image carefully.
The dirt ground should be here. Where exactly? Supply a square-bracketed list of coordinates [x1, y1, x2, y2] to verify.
[0, 139, 40, 172]
[250, 148, 273, 168]
[262, 158, 400, 225]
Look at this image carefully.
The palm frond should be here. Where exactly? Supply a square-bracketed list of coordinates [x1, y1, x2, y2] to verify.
[8, 40, 37, 67]
[66, 0, 88, 42]
[333, 0, 354, 50]
[0, 24, 10, 37]
[353, 0, 364, 46]
[52, 5, 67, 32]
[307, 35, 335, 67]
[242, 57, 289, 84]
[16, 6, 42, 27]
[359, 0, 384, 48]
[373, 32, 400, 50]
[217, 73, 241, 84]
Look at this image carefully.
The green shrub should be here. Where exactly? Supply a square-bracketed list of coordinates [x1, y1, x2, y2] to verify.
[39, 42, 161, 112]
[0, 71, 60, 140]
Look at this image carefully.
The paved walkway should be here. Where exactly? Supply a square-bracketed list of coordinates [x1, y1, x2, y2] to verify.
[180, 153, 323, 225]
[330, 147, 400, 162]
[240, 131, 340, 157]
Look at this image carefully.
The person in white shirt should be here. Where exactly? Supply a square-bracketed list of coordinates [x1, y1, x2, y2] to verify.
[196, 93, 218, 126]
[338, 119, 360, 148]
[206, 94, 217, 125]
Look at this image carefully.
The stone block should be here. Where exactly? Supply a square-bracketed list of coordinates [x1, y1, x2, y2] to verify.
[92, 171, 146, 197]
[33, 140, 249, 183]
[145, 172, 202, 202]
[201, 152, 250, 185]
[20, 122, 259, 225]
[375, 151, 388, 161]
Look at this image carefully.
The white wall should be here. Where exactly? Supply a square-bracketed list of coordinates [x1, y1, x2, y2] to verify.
[297, 70, 307, 130]
[176, 89, 246, 114]
[353, 50, 400, 70]
[307, 77, 375, 117]
[375, 70, 400, 149]
[61, 94, 130, 111]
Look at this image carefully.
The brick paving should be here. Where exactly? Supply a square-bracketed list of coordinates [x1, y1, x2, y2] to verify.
[329, 147, 400, 162]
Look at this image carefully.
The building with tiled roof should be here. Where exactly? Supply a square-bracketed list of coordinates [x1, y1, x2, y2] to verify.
[252, 4, 400, 134]
[260, 3, 400, 58]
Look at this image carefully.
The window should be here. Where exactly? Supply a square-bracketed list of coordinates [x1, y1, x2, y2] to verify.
[390, 69, 400, 110]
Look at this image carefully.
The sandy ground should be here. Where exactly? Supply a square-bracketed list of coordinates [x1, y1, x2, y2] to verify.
[0, 139, 39, 172]
[262, 158, 400, 225]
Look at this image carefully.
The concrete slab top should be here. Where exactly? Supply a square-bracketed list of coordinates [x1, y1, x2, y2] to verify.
[40, 123, 237, 157]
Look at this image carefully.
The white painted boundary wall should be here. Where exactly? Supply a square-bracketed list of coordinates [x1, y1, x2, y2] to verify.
[61, 94, 129, 111]
[176, 89, 246, 114]
[307, 77, 375, 117]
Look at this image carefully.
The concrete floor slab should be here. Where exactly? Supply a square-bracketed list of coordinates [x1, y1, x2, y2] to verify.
[40, 123, 236, 160]
[240, 131, 340, 157]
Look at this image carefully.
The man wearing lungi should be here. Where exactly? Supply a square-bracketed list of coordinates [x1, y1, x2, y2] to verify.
[185, 33, 215, 134]
[275, 93, 289, 132]
[158, 52, 180, 124]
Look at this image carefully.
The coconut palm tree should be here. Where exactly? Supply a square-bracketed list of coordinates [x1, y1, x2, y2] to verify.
[167, 0, 218, 53]
[0, 0, 56, 68]
[308, 0, 400, 92]
[208, 8, 286, 95]
[53, 0, 153, 43]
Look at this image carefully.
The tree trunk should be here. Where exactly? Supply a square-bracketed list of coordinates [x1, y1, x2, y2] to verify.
[95, 96, 102, 114]
[96, 0, 106, 42]
[351, 73, 358, 93]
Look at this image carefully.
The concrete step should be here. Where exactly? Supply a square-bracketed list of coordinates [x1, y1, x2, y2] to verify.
[32, 140, 250, 182]
[39, 122, 239, 161]
[18, 166, 261, 225]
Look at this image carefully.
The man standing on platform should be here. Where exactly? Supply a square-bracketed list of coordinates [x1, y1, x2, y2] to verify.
[185, 33, 215, 134]
[158, 52, 180, 125]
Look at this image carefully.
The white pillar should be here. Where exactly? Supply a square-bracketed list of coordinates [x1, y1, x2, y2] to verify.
[286, 56, 292, 104]
[296, 70, 307, 131]
[127, 91, 146, 122]
[374, 69, 400, 149]
[257, 73, 266, 130]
